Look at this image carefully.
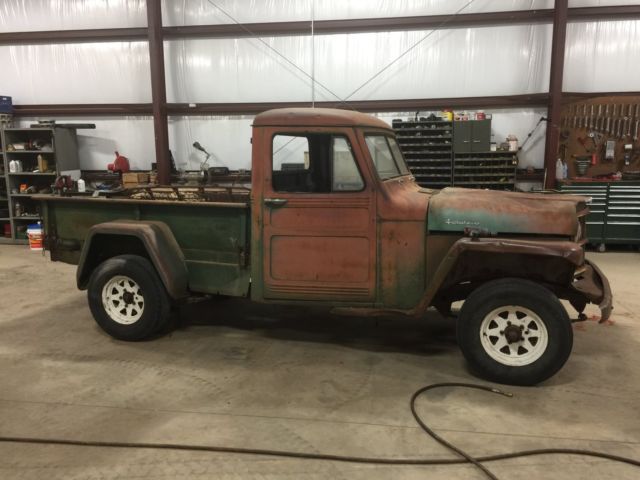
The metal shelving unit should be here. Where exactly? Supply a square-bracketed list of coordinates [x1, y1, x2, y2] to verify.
[392, 118, 453, 189]
[0, 133, 9, 241]
[1, 126, 80, 243]
[453, 151, 517, 190]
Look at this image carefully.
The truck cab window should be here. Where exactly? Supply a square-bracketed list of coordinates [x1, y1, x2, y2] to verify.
[272, 134, 364, 193]
[365, 135, 410, 180]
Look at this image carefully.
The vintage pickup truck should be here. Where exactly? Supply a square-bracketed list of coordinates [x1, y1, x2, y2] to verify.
[38, 108, 612, 385]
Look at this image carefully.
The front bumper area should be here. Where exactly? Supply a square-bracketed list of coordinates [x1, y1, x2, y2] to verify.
[571, 259, 613, 322]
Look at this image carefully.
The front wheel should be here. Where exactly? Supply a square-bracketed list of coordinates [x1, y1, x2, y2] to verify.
[457, 279, 573, 386]
[88, 255, 170, 341]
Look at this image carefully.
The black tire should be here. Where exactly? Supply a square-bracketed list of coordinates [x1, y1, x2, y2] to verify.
[87, 255, 170, 341]
[457, 278, 572, 386]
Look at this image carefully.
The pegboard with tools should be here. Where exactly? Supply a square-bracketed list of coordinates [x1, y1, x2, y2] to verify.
[560, 96, 640, 181]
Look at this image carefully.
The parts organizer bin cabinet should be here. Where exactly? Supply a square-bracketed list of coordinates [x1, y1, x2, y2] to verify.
[558, 181, 640, 249]
[1, 127, 80, 243]
[453, 119, 491, 153]
[394, 118, 512, 190]
[453, 151, 517, 190]
[392, 118, 453, 189]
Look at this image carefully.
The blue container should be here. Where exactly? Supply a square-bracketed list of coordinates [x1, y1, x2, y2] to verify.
[0, 96, 12, 114]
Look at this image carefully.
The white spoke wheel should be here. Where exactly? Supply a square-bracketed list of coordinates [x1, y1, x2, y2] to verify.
[101, 275, 145, 325]
[479, 306, 548, 366]
[456, 279, 573, 386]
[88, 255, 170, 341]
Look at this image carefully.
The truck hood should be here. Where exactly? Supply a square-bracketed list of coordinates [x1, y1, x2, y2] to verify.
[427, 187, 588, 236]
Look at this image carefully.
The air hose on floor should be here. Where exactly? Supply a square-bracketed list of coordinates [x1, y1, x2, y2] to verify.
[1, 383, 638, 479]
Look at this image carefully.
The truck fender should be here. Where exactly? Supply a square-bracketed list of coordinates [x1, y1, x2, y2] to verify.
[331, 237, 584, 319]
[76, 220, 189, 300]
[414, 237, 585, 315]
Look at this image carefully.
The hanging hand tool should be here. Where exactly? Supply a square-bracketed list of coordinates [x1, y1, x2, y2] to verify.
[589, 104, 595, 129]
[624, 144, 632, 166]
[572, 104, 578, 128]
[578, 135, 596, 153]
[634, 119, 639, 141]
[596, 104, 603, 132]
[587, 131, 602, 165]
[605, 140, 616, 161]
[577, 104, 583, 128]
[618, 117, 625, 138]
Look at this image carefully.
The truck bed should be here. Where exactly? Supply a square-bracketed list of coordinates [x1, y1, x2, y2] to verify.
[36, 192, 251, 297]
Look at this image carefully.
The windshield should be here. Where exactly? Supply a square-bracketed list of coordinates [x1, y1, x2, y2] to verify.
[365, 135, 410, 180]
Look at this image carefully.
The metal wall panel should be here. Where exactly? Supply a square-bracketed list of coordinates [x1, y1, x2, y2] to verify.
[18, 108, 546, 172]
[161, 0, 554, 26]
[164, 24, 552, 104]
[0, 42, 152, 103]
[16, 116, 155, 171]
[0, 0, 146, 32]
[564, 19, 640, 92]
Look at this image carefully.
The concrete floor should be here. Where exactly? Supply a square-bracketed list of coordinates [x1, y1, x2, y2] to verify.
[0, 245, 638, 479]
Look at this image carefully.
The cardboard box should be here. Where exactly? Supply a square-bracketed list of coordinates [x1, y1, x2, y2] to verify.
[122, 172, 150, 187]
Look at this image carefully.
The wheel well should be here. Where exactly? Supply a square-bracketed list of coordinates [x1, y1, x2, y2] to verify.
[78, 234, 151, 288]
[433, 251, 576, 304]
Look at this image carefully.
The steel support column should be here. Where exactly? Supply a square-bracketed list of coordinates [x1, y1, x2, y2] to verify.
[544, 0, 568, 188]
[146, 0, 170, 185]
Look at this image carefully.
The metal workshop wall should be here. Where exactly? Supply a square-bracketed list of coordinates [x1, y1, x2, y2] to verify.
[0, 0, 146, 31]
[14, 116, 155, 171]
[564, 19, 640, 92]
[16, 110, 545, 174]
[1, 0, 639, 171]
[0, 42, 152, 103]
[1, 0, 636, 30]
[161, 0, 554, 25]
[164, 25, 552, 103]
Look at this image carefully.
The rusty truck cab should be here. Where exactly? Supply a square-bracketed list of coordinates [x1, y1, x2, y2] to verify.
[249, 108, 431, 309]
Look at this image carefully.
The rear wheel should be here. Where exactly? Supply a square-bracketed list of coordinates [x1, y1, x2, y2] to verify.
[457, 279, 572, 385]
[88, 255, 170, 341]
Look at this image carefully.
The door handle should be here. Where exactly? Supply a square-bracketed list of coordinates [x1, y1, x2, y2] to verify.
[264, 198, 288, 207]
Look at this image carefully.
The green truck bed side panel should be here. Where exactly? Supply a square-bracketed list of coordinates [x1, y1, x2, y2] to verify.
[40, 197, 251, 297]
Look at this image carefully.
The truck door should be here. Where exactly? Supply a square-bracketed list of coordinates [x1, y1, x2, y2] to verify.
[261, 129, 376, 303]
